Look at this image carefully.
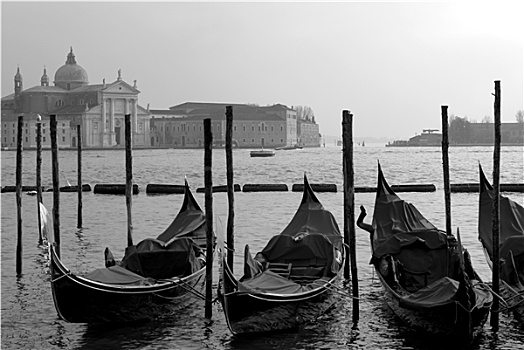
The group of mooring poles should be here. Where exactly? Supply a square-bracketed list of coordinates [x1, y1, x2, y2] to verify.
[440, 80, 502, 331]
[15, 114, 81, 272]
[207, 107, 360, 321]
[14, 108, 361, 323]
[202, 106, 236, 317]
[50, 116, 85, 259]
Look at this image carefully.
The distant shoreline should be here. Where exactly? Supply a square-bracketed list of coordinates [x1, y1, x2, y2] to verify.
[385, 142, 523, 147]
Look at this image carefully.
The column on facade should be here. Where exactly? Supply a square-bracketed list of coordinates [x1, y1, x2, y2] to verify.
[110, 98, 115, 145]
[101, 98, 106, 146]
[133, 99, 138, 134]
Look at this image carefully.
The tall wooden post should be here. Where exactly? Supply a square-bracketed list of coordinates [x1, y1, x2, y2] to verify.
[15, 115, 23, 275]
[225, 106, 235, 272]
[36, 115, 43, 244]
[50, 115, 61, 258]
[125, 114, 133, 247]
[342, 110, 359, 322]
[204, 118, 214, 318]
[441, 106, 452, 237]
[77, 123, 83, 228]
[490, 80, 501, 330]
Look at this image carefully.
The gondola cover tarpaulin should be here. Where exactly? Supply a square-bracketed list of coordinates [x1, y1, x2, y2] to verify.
[372, 166, 446, 259]
[479, 168, 524, 259]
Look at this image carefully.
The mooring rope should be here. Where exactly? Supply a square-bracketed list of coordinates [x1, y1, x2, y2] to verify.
[474, 282, 510, 311]
[155, 276, 212, 303]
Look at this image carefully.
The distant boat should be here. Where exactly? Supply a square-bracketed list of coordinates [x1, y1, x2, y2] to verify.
[250, 149, 275, 157]
[275, 144, 303, 151]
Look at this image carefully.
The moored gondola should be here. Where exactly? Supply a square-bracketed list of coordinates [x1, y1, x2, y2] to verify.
[218, 174, 345, 334]
[358, 163, 492, 340]
[478, 163, 524, 318]
[47, 179, 211, 323]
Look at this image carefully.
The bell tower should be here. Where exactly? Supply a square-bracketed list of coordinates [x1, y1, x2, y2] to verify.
[14, 67, 23, 95]
[41, 67, 49, 87]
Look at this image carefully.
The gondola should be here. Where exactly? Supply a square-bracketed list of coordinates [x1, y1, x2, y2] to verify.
[218, 174, 345, 334]
[478, 164, 524, 318]
[360, 164, 492, 340]
[47, 179, 210, 323]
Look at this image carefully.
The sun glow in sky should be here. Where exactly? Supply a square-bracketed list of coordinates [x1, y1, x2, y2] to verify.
[1, 1, 522, 140]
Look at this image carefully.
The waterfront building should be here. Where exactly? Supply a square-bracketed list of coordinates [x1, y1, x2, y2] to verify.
[1, 48, 151, 149]
[386, 124, 524, 147]
[150, 102, 320, 148]
[297, 116, 321, 146]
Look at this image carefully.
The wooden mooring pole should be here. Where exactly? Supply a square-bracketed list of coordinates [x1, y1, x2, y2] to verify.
[50, 115, 61, 258]
[15, 115, 23, 275]
[36, 115, 43, 244]
[125, 114, 133, 247]
[342, 110, 359, 322]
[490, 80, 501, 330]
[441, 106, 452, 237]
[77, 123, 83, 228]
[204, 118, 214, 318]
[225, 106, 235, 272]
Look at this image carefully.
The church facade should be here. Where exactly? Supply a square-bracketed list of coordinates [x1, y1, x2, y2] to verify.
[1, 48, 151, 149]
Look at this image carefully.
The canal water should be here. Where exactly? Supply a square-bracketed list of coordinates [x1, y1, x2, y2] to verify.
[1, 145, 523, 349]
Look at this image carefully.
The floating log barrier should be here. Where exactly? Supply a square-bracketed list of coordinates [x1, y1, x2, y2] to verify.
[93, 184, 139, 195]
[451, 183, 523, 193]
[60, 184, 91, 193]
[197, 184, 241, 193]
[242, 184, 289, 192]
[2, 186, 46, 193]
[292, 183, 337, 192]
[355, 184, 436, 193]
[146, 184, 185, 194]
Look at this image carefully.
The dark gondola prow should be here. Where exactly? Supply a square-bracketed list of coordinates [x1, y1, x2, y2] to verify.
[301, 173, 321, 208]
[376, 162, 396, 199]
[180, 177, 202, 213]
[479, 164, 494, 194]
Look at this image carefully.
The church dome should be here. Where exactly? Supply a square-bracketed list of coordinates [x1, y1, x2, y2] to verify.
[54, 47, 88, 89]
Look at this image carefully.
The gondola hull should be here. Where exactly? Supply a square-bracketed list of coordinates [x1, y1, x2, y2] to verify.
[499, 281, 524, 319]
[483, 249, 524, 319]
[366, 164, 493, 341]
[478, 164, 524, 320]
[50, 245, 205, 323]
[220, 257, 341, 334]
[375, 265, 491, 339]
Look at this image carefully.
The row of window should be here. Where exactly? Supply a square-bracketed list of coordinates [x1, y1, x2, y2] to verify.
[4, 123, 66, 128]
[155, 124, 285, 133]
[4, 127, 67, 135]
[157, 137, 285, 144]
[4, 136, 67, 143]
[54, 98, 93, 106]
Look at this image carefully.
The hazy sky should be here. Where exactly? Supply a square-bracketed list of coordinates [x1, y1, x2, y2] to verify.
[1, 1, 522, 139]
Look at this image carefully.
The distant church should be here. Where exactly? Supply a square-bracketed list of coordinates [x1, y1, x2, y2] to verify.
[1, 47, 151, 148]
